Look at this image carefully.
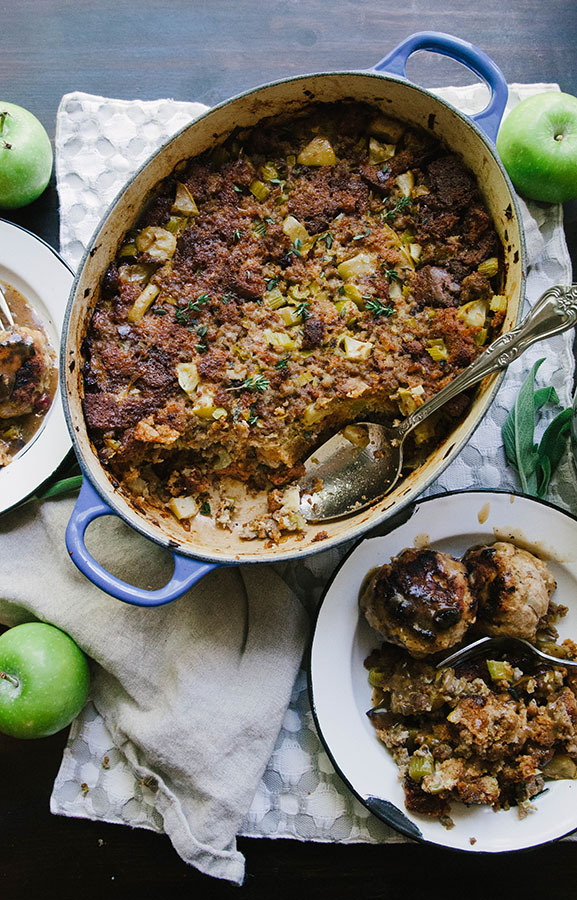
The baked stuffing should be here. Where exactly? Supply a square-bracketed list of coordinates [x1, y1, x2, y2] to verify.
[82, 103, 505, 539]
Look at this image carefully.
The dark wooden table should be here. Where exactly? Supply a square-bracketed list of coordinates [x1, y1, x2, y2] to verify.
[2, 1, 577, 896]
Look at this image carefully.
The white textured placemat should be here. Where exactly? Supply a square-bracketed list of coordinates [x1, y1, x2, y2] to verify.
[51, 83, 575, 845]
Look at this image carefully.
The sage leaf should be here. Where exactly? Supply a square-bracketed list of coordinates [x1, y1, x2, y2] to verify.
[502, 358, 545, 493]
[535, 407, 572, 498]
[502, 358, 571, 499]
[36, 475, 83, 500]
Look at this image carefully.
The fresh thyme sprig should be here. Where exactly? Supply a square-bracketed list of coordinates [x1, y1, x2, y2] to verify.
[228, 374, 270, 393]
[365, 298, 394, 318]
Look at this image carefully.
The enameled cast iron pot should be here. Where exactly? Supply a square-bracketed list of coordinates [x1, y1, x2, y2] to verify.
[62, 32, 526, 606]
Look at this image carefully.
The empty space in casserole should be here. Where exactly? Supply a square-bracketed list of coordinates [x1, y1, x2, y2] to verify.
[82, 102, 505, 542]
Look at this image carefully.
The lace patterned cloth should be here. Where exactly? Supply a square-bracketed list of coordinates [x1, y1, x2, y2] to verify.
[51, 82, 575, 844]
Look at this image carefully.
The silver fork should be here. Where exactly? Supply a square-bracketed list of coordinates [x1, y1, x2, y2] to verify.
[0, 284, 14, 330]
[436, 635, 577, 670]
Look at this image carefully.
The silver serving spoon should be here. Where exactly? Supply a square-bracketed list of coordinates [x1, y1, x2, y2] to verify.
[436, 634, 577, 671]
[299, 284, 577, 522]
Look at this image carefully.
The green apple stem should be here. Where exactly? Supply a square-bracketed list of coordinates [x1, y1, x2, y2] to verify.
[0, 671, 19, 688]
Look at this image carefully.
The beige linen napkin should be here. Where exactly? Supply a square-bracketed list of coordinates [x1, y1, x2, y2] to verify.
[0, 498, 308, 884]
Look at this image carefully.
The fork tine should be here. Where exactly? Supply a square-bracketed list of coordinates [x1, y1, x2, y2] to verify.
[0, 284, 14, 330]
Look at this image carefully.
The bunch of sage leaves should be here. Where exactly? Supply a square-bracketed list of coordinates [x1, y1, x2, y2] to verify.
[502, 358, 572, 498]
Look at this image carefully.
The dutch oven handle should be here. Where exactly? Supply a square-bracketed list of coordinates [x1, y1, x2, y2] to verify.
[372, 31, 508, 143]
[66, 479, 218, 606]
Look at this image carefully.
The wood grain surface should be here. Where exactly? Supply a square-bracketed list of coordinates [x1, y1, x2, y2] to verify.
[1, 1, 577, 896]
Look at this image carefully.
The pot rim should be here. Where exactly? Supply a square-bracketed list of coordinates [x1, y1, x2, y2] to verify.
[61, 68, 527, 566]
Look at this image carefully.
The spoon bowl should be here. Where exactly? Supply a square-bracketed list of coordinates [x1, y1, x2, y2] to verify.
[300, 284, 577, 522]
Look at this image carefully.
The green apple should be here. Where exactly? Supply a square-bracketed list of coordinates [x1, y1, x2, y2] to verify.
[497, 92, 577, 203]
[0, 623, 90, 739]
[0, 102, 53, 209]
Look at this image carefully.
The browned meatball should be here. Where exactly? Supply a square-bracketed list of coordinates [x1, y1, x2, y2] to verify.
[464, 542, 556, 641]
[0, 326, 52, 419]
[359, 548, 477, 658]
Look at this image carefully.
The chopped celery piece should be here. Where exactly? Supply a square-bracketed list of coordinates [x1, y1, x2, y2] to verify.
[396, 171, 414, 196]
[249, 179, 271, 202]
[165, 216, 187, 234]
[264, 286, 286, 309]
[282, 215, 310, 244]
[263, 329, 297, 351]
[408, 753, 434, 782]
[169, 496, 199, 520]
[490, 294, 507, 312]
[176, 362, 200, 397]
[337, 252, 376, 281]
[287, 283, 310, 303]
[426, 340, 448, 361]
[477, 256, 499, 277]
[127, 283, 160, 323]
[368, 667, 387, 687]
[135, 226, 177, 261]
[475, 327, 488, 346]
[261, 162, 279, 181]
[171, 182, 199, 216]
[119, 240, 138, 257]
[370, 115, 405, 143]
[297, 136, 337, 166]
[280, 306, 303, 326]
[487, 660, 515, 682]
[368, 137, 396, 164]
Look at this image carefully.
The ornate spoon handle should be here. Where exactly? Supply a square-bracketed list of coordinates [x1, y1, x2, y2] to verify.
[397, 284, 577, 439]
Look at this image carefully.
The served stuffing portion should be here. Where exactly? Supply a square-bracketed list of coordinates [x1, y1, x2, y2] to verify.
[362, 540, 576, 821]
[83, 102, 505, 540]
[0, 281, 56, 467]
[366, 637, 577, 823]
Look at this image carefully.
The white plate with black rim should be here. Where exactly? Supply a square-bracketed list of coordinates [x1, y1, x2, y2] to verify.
[0, 219, 73, 514]
[309, 489, 577, 853]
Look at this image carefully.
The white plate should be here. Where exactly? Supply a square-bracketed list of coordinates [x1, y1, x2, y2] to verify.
[0, 219, 73, 514]
[309, 490, 577, 853]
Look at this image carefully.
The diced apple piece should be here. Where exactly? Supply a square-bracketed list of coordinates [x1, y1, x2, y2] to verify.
[169, 496, 199, 520]
[127, 283, 160, 323]
[176, 362, 200, 397]
[297, 136, 337, 166]
[171, 182, 199, 216]
[337, 252, 376, 281]
[135, 226, 177, 261]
